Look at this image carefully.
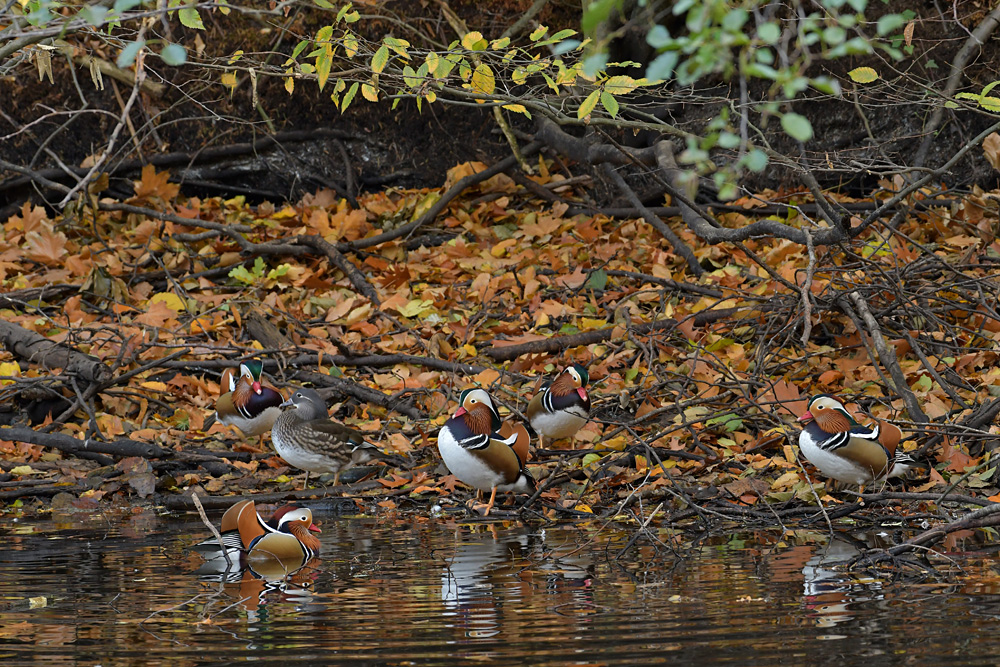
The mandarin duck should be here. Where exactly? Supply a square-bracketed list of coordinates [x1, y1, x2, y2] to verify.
[195, 499, 321, 566]
[526, 364, 591, 448]
[797, 394, 920, 493]
[437, 388, 535, 515]
[271, 387, 391, 489]
[215, 360, 284, 451]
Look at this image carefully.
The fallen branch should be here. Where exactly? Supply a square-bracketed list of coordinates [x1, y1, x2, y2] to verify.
[346, 142, 542, 251]
[294, 235, 381, 305]
[291, 370, 423, 420]
[484, 304, 748, 361]
[0, 320, 111, 385]
[0, 427, 169, 459]
[161, 480, 385, 509]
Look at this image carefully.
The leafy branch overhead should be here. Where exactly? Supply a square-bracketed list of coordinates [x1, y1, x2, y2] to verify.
[11, 0, 920, 193]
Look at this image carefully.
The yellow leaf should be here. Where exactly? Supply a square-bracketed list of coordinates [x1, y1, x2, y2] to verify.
[491, 238, 517, 257]
[578, 88, 600, 119]
[574, 503, 594, 514]
[361, 82, 379, 101]
[771, 470, 800, 489]
[848, 67, 879, 84]
[149, 292, 184, 312]
[502, 103, 529, 115]
[10, 465, 40, 475]
[272, 206, 297, 219]
[461, 344, 477, 357]
[398, 299, 435, 318]
[0, 361, 20, 386]
[139, 381, 169, 392]
[579, 317, 607, 330]
[603, 75, 637, 95]
[471, 63, 495, 95]
[605, 436, 627, 451]
[220, 71, 237, 88]
[461, 31, 485, 50]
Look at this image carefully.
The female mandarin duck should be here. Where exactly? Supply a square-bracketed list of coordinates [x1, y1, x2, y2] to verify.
[215, 360, 283, 451]
[526, 364, 591, 448]
[437, 388, 535, 515]
[798, 394, 920, 493]
[195, 499, 321, 564]
[271, 387, 391, 489]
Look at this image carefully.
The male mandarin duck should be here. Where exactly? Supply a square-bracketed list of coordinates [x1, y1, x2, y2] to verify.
[195, 499, 321, 564]
[526, 364, 591, 448]
[271, 387, 391, 489]
[797, 394, 920, 493]
[215, 360, 283, 451]
[437, 388, 535, 515]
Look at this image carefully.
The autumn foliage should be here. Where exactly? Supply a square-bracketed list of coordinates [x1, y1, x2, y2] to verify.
[0, 161, 998, 521]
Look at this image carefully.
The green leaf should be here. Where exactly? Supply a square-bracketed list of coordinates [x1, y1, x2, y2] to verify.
[578, 89, 601, 119]
[116, 40, 146, 68]
[600, 91, 619, 118]
[553, 39, 581, 56]
[79, 6, 109, 25]
[582, 52, 608, 78]
[114, 0, 143, 11]
[757, 22, 780, 44]
[582, 453, 603, 467]
[341, 81, 359, 112]
[529, 26, 548, 42]
[781, 112, 813, 142]
[371, 45, 389, 73]
[743, 149, 768, 172]
[178, 7, 204, 30]
[290, 40, 309, 62]
[646, 51, 678, 82]
[160, 43, 186, 66]
[646, 25, 671, 48]
[848, 67, 878, 84]
[876, 13, 906, 36]
[722, 8, 747, 31]
[582, 0, 619, 37]
[585, 269, 608, 291]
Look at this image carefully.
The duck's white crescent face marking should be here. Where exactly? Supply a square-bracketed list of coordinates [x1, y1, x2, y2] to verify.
[279, 509, 312, 527]
[809, 396, 846, 413]
[462, 389, 493, 411]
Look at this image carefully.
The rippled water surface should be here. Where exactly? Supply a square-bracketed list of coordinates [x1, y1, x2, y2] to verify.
[2, 503, 1000, 666]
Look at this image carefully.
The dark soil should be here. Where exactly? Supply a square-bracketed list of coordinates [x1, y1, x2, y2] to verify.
[3, 0, 1000, 217]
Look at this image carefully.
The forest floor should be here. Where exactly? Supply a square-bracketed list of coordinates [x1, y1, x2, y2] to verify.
[1, 157, 1000, 560]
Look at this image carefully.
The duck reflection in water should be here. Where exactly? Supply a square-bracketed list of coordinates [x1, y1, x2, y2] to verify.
[440, 526, 595, 641]
[800, 534, 890, 630]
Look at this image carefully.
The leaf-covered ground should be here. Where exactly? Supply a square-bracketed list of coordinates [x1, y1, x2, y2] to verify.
[1, 161, 999, 531]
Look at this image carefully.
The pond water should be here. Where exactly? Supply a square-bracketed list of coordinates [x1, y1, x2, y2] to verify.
[1, 501, 999, 666]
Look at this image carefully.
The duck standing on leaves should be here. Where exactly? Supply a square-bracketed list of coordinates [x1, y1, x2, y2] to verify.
[526, 364, 591, 448]
[271, 387, 391, 489]
[798, 394, 921, 494]
[437, 388, 535, 516]
[215, 360, 284, 452]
